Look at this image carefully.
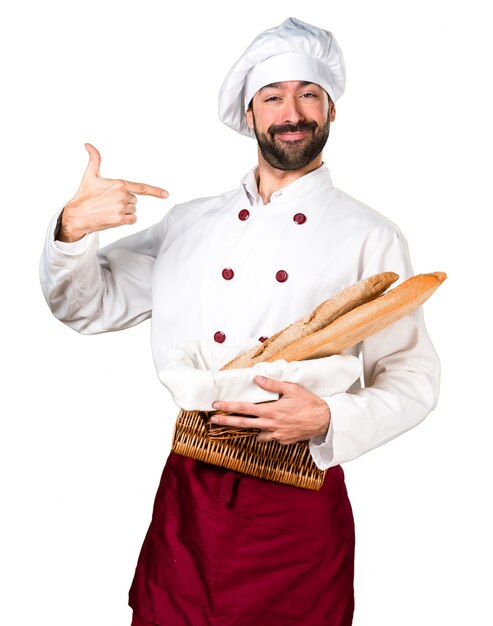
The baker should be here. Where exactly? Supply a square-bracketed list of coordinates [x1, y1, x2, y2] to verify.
[39, 17, 440, 626]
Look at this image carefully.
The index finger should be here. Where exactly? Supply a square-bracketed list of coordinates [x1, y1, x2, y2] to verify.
[211, 401, 268, 416]
[210, 413, 270, 430]
[123, 180, 169, 198]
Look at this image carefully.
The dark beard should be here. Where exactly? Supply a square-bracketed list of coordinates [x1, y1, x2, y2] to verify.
[252, 112, 330, 171]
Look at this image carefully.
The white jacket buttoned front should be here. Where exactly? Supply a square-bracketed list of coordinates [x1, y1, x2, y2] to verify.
[39, 163, 440, 469]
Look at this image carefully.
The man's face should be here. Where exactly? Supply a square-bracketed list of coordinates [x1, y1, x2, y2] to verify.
[245, 80, 335, 171]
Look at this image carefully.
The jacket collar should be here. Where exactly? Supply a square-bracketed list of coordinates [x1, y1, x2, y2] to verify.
[240, 162, 333, 206]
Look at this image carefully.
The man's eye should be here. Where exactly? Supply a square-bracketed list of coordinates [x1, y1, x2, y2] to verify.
[265, 96, 280, 102]
[301, 93, 317, 98]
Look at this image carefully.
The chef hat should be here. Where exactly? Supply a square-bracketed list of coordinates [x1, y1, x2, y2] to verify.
[218, 17, 346, 139]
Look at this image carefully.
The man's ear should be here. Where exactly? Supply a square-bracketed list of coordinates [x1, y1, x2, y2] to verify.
[329, 100, 336, 122]
[246, 106, 254, 130]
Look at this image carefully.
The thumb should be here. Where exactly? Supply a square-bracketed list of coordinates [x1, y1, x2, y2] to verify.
[82, 142, 101, 179]
[254, 375, 293, 396]
[254, 375, 284, 391]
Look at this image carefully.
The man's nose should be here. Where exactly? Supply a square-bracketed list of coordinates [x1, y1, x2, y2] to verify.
[280, 97, 305, 125]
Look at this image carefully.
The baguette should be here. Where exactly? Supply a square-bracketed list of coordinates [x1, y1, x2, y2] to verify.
[221, 271, 399, 370]
[268, 272, 447, 362]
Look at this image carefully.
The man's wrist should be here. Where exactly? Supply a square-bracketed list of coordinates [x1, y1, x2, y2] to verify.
[314, 398, 331, 439]
[55, 207, 86, 243]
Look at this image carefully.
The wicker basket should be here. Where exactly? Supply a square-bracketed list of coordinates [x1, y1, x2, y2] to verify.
[172, 409, 326, 490]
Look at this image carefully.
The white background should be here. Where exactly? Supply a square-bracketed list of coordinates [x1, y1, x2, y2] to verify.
[1, 0, 491, 624]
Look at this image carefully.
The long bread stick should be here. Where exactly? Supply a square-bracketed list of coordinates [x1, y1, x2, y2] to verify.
[268, 272, 446, 362]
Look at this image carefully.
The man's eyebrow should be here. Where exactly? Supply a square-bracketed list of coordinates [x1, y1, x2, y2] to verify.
[258, 81, 317, 92]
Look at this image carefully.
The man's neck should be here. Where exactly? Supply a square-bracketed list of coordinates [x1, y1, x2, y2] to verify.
[255, 151, 324, 204]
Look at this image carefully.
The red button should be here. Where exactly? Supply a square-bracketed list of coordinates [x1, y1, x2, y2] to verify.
[276, 270, 288, 283]
[238, 209, 250, 221]
[214, 331, 226, 343]
[222, 267, 234, 280]
[259, 336, 268, 343]
[293, 212, 307, 224]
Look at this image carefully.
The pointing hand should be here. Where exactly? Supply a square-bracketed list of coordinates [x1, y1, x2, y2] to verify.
[58, 143, 169, 242]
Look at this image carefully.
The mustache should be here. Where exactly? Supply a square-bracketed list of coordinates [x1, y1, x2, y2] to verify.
[269, 120, 318, 136]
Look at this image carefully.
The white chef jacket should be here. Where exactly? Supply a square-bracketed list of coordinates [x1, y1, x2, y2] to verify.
[39, 162, 440, 469]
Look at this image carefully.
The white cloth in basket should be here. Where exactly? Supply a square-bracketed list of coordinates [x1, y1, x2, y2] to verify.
[158, 338, 362, 411]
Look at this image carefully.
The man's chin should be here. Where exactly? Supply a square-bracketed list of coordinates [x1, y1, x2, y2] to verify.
[273, 148, 312, 168]
[270, 156, 315, 171]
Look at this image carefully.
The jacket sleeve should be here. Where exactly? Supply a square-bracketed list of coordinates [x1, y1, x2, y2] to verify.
[39, 208, 171, 334]
[309, 228, 441, 469]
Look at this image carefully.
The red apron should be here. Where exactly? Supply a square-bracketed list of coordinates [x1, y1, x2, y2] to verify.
[129, 452, 355, 625]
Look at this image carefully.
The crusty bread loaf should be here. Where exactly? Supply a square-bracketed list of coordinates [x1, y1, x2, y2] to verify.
[267, 272, 447, 362]
[221, 271, 399, 370]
